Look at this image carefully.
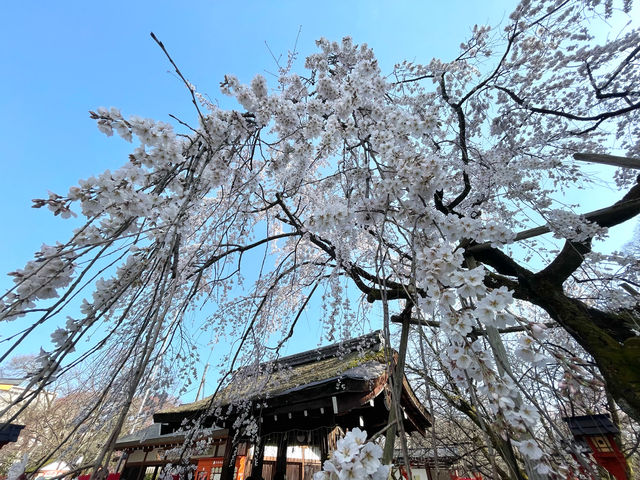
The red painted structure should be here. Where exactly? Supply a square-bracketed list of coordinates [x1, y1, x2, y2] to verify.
[195, 457, 246, 480]
[563, 414, 628, 480]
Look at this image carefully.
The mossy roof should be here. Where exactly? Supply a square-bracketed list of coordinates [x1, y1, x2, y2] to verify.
[157, 332, 388, 416]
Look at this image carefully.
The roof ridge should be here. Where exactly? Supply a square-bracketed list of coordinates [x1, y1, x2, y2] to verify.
[266, 330, 384, 370]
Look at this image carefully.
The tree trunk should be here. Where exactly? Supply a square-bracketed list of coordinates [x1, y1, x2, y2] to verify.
[525, 276, 640, 420]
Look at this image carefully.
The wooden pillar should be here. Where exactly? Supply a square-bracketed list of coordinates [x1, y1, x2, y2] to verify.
[273, 433, 288, 480]
[319, 428, 329, 464]
[135, 449, 151, 480]
[220, 432, 237, 480]
[425, 461, 433, 480]
[251, 437, 266, 480]
[115, 452, 128, 474]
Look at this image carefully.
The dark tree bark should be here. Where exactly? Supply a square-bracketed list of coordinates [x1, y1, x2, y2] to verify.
[468, 177, 640, 420]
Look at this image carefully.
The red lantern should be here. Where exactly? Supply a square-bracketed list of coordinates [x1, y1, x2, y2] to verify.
[563, 414, 628, 480]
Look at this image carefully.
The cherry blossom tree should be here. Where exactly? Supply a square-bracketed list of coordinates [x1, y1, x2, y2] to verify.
[0, 355, 175, 477]
[1, 0, 639, 477]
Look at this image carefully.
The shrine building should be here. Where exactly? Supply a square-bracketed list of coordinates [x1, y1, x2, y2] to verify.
[115, 331, 434, 480]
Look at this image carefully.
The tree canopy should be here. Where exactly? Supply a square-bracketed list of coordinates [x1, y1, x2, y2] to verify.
[1, 0, 639, 478]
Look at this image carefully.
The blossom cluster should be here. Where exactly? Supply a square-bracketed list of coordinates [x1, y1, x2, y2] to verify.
[1, 243, 76, 321]
[546, 209, 608, 243]
[313, 429, 389, 480]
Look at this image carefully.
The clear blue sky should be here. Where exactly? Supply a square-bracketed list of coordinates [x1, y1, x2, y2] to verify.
[1, 1, 635, 397]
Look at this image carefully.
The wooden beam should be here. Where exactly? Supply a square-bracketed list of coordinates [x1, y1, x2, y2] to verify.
[574, 153, 640, 170]
[391, 314, 557, 335]
[264, 397, 333, 416]
[467, 196, 640, 252]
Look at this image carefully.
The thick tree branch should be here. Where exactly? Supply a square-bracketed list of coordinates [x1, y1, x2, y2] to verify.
[538, 176, 640, 284]
[464, 243, 534, 279]
[439, 75, 472, 212]
[494, 85, 640, 121]
[537, 239, 592, 286]
[467, 179, 640, 253]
